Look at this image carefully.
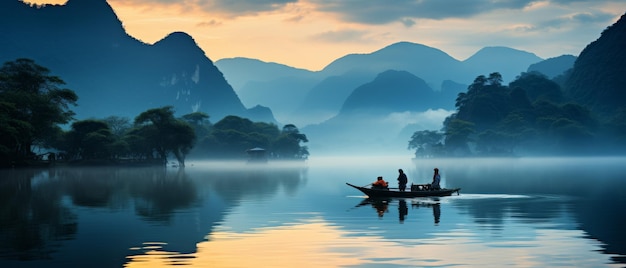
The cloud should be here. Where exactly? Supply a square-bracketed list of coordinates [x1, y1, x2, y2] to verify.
[113, 0, 298, 17]
[537, 11, 616, 30]
[385, 109, 454, 130]
[197, 19, 222, 27]
[197, 0, 297, 16]
[308, 0, 538, 25]
[311, 29, 370, 43]
[306, 0, 625, 27]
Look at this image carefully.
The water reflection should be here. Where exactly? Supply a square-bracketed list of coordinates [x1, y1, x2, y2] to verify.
[0, 163, 308, 267]
[353, 197, 442, 225]
[398, 199, 408, 222]
[1, 157, 625, 267]
[124, 211, 621, 267]
[411, 199, 441, 225]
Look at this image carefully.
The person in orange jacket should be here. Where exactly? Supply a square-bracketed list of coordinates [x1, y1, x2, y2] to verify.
[372, 176, 388, 189]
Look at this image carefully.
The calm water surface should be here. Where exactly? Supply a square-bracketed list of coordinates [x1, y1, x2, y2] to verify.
[1, 156, 625, 267]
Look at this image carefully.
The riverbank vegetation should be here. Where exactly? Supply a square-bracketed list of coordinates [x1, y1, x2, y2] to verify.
[0, 59, 308, 167]
[409, 72, 626, 157]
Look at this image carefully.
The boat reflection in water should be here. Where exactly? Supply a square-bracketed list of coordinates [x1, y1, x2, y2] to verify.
[354, 197, 442, 224]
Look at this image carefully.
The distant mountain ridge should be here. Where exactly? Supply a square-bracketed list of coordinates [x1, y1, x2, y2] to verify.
[217, 41, 545, 126]
[339, 70, 436, 114]
[527, 55, 577, 78]
[0, 0, 273, 123]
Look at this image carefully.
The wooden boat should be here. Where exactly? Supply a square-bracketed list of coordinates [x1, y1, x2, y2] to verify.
[346, 183, 460, 198]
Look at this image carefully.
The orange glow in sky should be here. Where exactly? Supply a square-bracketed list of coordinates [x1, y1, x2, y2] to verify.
[21, 0, 626, 71]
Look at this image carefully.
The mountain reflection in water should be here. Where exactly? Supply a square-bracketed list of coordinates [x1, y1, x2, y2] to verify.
[0, 157, 624, 267]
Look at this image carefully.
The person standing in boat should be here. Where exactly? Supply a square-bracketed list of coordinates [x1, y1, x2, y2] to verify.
[397, 169, 408, 191]
[431, 168, 441, 190]
[372, 176, 388, 189]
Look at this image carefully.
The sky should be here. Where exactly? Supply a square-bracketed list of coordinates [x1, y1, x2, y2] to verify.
[25, 0, 626, 71]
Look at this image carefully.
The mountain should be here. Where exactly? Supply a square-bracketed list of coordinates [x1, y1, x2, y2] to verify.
[215, 57, 318, 124]
[218, 42, 544, 127]
[292, 70, 373, 125]
[320, 42, 464, 89]
[527, 55, 576, 78]
[0, 0, 270, 123]
[215, 57, 315, 90]
[302, 70, 452, 154]
[565, 13, 626, 116]
[462, 46, 543, 81]
[339, 70, 436, 114]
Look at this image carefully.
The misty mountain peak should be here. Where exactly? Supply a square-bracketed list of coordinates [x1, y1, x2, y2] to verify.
[378, 41, 446, 55]
[466, 46, 541, 62]
[155, 32, 200, 50]
[340, 69, 434, 114]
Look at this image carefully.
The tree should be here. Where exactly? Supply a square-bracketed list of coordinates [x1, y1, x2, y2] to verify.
[181, 112, 212, 158]
[103, 116, 131, 137]
[134, 106, 196, 167]
[64, 119, 115, 160]
[509, 72, 563, 103]
[453, 72, 511, 132]
[443, 118, 474, 156]
[408, 130, 443, 158]
[273, 124, 309, 159]
[0, 58, 77, 165]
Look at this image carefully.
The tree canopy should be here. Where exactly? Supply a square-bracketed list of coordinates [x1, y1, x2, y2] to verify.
[409, 71, 621, 157]
[203, 116, 309, 160]
[0, 58, 77, 166]
[134, 106, 196, 167]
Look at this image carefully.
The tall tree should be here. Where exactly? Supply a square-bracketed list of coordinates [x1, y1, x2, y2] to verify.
[65, 119, 115, 160]
[273, 124, 309, 159]
[134, 106, 196, 167]
[0, 58, 77, 165]
[408, 130, 443, 158]
[443, 118, 474, 156]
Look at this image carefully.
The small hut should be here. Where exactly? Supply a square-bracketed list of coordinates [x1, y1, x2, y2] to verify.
[246, 147, 268, 162]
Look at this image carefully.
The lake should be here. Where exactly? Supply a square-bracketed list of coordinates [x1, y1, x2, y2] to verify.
[1, 156, 625, 267]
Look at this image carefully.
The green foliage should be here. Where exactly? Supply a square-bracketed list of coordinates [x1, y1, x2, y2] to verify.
[454, 73, 511, 132]
[0, 59, 310, 166]
[273, 124, 309, 159]
[443, 118, 474, 156]
[64, 120, 115, 160]
[0, 58, 77, 166]
[134, 106, 196, 166]
[429, 71, 613, 157]
[203, 117, 308, 159]
[510, 72, 563, 103]
[564, 13, 626, 116]
[408, 130, 443, 158]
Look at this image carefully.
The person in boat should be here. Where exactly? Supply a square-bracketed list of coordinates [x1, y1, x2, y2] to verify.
[397, 169, 408, 191]
[372, 176, 388, 189]
[431, 168, 441, 190]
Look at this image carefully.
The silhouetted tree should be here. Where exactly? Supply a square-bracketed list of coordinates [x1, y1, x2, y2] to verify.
[103, 116, 131, 137]
[408, 130, 443, 158]
[273, 124, 309, 159]
[0, 58, 77, 166]
[181, 112, 212, 158]
[64, 119, 115, 160]
[510, 72, 563, 103]
[443, 118, 474, 156]
[134, 106, 195, 166]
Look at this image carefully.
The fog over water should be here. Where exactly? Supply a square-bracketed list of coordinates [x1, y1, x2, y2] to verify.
[1, 156, 625, 267]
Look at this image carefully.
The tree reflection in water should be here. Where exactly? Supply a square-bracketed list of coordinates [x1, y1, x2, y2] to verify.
[0, 169, 77, 260]
[0, 163, 308, 265]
